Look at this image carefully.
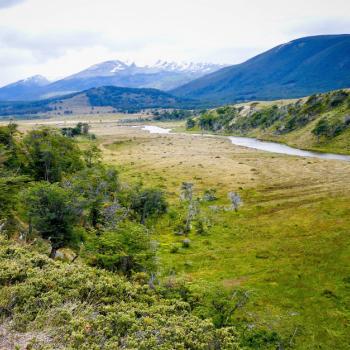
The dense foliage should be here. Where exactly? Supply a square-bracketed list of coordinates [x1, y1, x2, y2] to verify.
[192, 90, 350, 141]
[0, 238, 240, 349]
[152, 109, 195, 121]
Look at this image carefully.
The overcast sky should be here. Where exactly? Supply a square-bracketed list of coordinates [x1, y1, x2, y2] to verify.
[0, 0, 349, 86]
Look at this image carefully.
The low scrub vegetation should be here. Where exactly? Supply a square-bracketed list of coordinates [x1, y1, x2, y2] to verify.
[190, 89, 350, 153]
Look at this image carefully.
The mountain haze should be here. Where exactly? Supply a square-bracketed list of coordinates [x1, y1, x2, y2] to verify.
[172, 35, 350, 103]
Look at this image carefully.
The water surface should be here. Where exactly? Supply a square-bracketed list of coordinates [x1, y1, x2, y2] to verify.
[140, 125, 350, 161]
[228, 136, 350, 161]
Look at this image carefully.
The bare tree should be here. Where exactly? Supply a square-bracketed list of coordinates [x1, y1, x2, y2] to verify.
[180, 182, 193, 201]
[228, 192, 242, 211]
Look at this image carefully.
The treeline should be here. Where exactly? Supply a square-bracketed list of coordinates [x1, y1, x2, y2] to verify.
[189, 90, 350, 139]
[152, 109, 196, 121]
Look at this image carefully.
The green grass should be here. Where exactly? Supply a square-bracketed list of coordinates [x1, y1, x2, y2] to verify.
[153, 191, 350, 349]
[106, 131, 350, 349]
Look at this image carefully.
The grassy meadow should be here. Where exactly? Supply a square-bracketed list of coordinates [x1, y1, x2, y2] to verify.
[8, 115, 350, 349]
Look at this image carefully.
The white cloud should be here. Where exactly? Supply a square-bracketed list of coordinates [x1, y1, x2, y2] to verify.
[0, 0, 25, 9]
[0, 0, 349, 86]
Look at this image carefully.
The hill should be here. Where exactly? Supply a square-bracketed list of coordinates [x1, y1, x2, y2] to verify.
[190, 89, 350, 154]
[0, 85, 198, 117]
[0, 60, 225, 101]
[172, 35, 350, 103]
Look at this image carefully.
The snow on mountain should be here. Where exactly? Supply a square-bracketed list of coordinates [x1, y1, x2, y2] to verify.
[147, 60, 226, 73]
[68, 60, 226, 79]
[0, 59, 226, 100]
[8, 75, 50, 87]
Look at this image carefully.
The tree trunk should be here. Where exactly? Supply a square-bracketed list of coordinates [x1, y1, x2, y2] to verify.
[49, 246, 57, 259]
[141, 206, 146, 225]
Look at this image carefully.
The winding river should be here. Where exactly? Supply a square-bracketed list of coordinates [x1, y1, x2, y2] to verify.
[139, 125, 350, 162]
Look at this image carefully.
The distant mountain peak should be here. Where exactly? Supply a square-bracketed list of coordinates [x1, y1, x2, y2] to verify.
[144, 60, 227, 73]
[0, 59, 226, 100]
[10, 75, 49, 87]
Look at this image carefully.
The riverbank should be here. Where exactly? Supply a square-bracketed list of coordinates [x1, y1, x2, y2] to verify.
[138, 124, 350, 161]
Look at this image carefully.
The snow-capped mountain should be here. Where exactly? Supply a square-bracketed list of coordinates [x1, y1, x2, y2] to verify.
[0, 60, 226, 101]
[0, 75, 50, 101]
[145, 60, 225, 73]
[67, 60, 225, 79]
[14, 75, 50, 87]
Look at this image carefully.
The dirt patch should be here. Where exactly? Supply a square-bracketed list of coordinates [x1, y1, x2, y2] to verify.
[222, 276, 248, 288]
[0, 323, 53, 350]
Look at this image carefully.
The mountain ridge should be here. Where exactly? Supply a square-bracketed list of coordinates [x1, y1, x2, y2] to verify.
[0, 60, 225, 101]
[172, 34, 350, 103]
[0, 85, 199, 116]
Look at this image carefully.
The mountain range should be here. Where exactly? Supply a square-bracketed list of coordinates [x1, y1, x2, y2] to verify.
[0, 86, 198, 116]
[0, 61, 225, 101]
[172, 34, 350, 103]
[0, 34, 349, 111]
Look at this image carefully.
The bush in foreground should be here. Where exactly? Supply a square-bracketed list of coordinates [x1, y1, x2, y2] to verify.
[0, 238, 240, 349]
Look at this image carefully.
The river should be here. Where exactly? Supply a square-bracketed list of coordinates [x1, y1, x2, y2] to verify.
[139, 125, 350, 162]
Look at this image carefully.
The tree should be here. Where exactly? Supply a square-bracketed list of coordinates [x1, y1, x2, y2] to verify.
[61, 122, 90, 138]
[180, 182, 193, 201]
[23, 182, 82, 258]
[65, 165, 120, 229]
[24, 128, 84, 182]
[186, 118, 196, 129]
[0, 172, 28, 235]
[83, 144, 102, 167]
[85, 221, 156, 275]
[228, 192, 242, 212]
[178, 183, 200, 235]
[312, 118, 330, 139]
[0, 123, 26, 171]
[131, 188, 168, 224]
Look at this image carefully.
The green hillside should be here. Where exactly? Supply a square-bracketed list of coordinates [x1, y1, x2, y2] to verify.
[0, 86, 199, 117]
[191, 89, 350, 154]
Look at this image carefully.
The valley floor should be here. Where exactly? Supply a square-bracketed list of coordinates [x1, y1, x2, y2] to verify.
[10, 116, 350, 349]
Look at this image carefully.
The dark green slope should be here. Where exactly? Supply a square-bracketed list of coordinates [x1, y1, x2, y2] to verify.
[0, 85, 199, 116]
[172, 35, 350, 103]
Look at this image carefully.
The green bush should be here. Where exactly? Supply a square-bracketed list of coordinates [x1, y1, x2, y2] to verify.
[84, 221, 156, 275]
[0, 238, 241, 349]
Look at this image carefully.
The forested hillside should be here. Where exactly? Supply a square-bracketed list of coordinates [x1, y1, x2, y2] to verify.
[190, 89, 350, 154]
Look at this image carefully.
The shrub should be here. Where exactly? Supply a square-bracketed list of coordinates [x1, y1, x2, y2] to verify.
[84, 221, 156, 275]
[0, 238, 241, 349]
[131, 188, 168, 224]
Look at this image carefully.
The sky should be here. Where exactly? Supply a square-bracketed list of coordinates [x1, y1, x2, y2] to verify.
[0, 0, 349, 86]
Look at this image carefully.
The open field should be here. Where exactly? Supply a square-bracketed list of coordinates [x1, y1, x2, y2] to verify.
[7, 116, 350, 349]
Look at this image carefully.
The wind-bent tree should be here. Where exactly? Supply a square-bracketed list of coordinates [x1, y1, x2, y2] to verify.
[23, 182, 82, 258]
